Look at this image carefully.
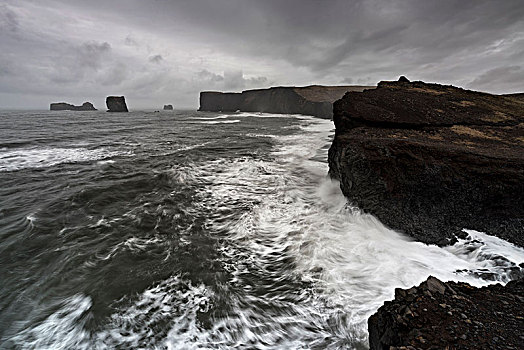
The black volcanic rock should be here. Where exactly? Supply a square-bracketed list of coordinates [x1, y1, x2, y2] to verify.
[398, 75, 410, 82]
[328, 80, 524, 246]
[199, 85, 372, 119]
[368, 276, 524, 349]
[50, 102, 96, 111]
[106, 96, 128, 112]
[163, 104, 173, 110]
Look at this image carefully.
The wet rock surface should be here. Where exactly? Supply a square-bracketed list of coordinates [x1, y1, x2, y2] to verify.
[50, 102, 96, 111]
[328, 79, 524, 246]
[199, 85, 372, 119]
[106, 96, 128, 112]
[368, 276, 524, 350]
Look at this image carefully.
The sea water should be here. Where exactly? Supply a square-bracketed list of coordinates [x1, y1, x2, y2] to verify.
[0, 110, 522, 349]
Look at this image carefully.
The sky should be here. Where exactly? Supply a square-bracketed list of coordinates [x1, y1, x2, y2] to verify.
[1, 0, 523, 109]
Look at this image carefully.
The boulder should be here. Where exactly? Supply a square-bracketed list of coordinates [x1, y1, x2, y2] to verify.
[50, 102, 96, 111]
[163, 104, 174, 110]
[368, 276, 524, 349]
[328, 80, 524, 246]
[106, 96, 128, 112]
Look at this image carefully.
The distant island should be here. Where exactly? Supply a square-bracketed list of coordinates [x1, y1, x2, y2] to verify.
[106, 96, 128, 112]
[163, 104, 174, 110]
[50, 102, 96, 111]
[199, 85, 373, 119]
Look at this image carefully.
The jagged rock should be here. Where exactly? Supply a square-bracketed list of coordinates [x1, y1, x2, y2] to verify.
[50, 102, 96, 111]
[328, 80, 524, 246]
[199, 85, 373, 119]
[163, 104, 173, 110]
[368, 276, 524, 349]
[106, 96, 128, 112]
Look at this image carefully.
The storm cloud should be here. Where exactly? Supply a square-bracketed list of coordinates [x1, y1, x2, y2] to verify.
[0, 0, 522, 109]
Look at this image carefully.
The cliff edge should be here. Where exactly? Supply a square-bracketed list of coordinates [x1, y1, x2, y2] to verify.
[199, 85, 372, 119]
[328, 78, 524, 246]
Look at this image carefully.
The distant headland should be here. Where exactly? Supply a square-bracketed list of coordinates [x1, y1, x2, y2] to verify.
[199, 85, 373, 119]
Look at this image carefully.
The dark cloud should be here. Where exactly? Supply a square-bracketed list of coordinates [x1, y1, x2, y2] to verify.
[195, 69, 268, 91]
[49, 41, 112, 83]
[149, 55, 163, 64]
[124, 35, 139, 47]
[197, 70, 224, 82]
[0, 0, 523, 108]
[0, 4, 18, 32]
[78, 41, 111, 69]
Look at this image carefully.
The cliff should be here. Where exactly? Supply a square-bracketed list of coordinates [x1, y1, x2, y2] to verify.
[50, 102, 96, 111]
[328, 78, 524, 247]
[106, 96, 128, 112]
[199, 85, 372, 119]
[368, 276, 524, 349]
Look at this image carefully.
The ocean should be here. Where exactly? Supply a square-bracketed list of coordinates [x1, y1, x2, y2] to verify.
[0, 110, 522, 349]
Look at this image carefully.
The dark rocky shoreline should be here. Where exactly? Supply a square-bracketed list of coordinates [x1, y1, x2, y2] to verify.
[326, 77, 524, 349]
[368, 276, 524, 349]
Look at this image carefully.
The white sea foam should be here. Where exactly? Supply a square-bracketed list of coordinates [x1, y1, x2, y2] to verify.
[199, 120, 241, 124]
[194, 115, 231, 120]
[8, 294, 93, 350]
[97, 275, 213, 349]
[162, 114, 524, 347]
[0, 147, 129, 172]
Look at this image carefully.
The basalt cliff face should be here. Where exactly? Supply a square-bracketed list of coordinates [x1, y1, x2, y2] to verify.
[328, 79, 524, 247]
[368, 276, 524, 349]
[50, 102, 96, 111]
[106, 96, 128, 112]
[199, 85, 372, 119]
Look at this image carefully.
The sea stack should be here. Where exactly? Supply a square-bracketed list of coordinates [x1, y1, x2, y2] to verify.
[106, 96, 128, 112]
[328, 78, 524, 247]
[163, 104, 174, 110]
[50, 102, 96, 111]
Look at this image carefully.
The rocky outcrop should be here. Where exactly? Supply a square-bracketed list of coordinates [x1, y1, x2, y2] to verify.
[199, 85, 372, 119]
[368, 276, 524, 349]
[163, 104, 173, 110]
[328, 78, 524, 246]
[106, 96, 128, 112]
[50, 102, 96, 111]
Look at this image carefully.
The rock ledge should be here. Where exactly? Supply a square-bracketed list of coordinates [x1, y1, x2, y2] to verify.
[368, 276, 524, 349]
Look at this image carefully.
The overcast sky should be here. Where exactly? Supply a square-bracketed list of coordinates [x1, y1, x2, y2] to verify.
[1, 0, 523, 109]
